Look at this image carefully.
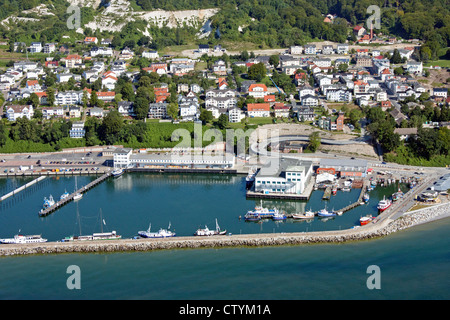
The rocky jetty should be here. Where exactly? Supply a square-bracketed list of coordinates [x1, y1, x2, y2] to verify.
[1, 203, 449, 257]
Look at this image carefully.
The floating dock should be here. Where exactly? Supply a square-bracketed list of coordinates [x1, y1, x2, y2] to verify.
[0, 176, 46, 202]
[38, 172, 111, 217]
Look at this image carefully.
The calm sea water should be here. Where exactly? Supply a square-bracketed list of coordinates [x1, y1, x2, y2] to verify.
[0, 173, 448, 300]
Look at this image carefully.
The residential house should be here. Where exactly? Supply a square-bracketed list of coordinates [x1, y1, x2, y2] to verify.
[102, 71, 118, 91]
[247, 103, 270, 117]
[295, 106, 316, 122]
[6, 105, 34, 121]
[301, 95, 319, 107]
[148, 102, 168, 119]
[356, 56, 373, 67]
[65, 54, 83, 69]
[198, 44, 209, 53]
[154, 86, 170, 103]
[326, 89, 352, 102]
[212, 60, 227, 75]
[405, 61, 423, 75]
[119, 47, 134, 60]
[57, 73, 74, 83]
[248, 84, 268, 98]
[143, 63, 168, 75]
[90, 46, 113, 57]
[96, 91, 115, 102]
[273, 104, 290, 118]
[394, 127, 418, 141]
[84, 37, 98, 44]
[41, 107, 64, 119]
[55, 90, 85, 105]
[353, 25, 366, 38]
[336, 43, 349, 55]
[304, 45, 317, 55]
[289, 46, 303, 55]
[228, 107, 245, 123]
[142, 50, 159, 59]
[43, 43, 56, 53]
[322, 45, 334, 55]
[26, 80, 41, 92]
[118, 101, 135, 117]
[178, 95, 199, 121]
[29, 42, 42, 53]
[69, 121, 85, 138]
[69, 106, 81, 118]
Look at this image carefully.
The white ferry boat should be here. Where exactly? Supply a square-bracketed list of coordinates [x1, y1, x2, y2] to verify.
[194, 219, 226, 236]
[138, 223, 176, 238]
[0, 234, 47, 244]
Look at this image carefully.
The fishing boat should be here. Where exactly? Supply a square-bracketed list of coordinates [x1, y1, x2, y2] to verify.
[244, 212, 262, 221]
[60, 190, 69, 201]
[292, 210, 315, 219]
[377, 196, 392, 212]
[272, 211, 287, 221]
[245, 200, 279, 219]
[317, 207, 336, 217]
[194, 219, 226, 236]
[138, 222, 176, 238]
[360, 215, 374, 226]
[332, 185, 338, 195]
[0, 234, 47, 244]
[43, 195, 55, 208]
[363, 193, 370, 203]
[392, 187, 404, 201]
[112, 168, 124, 178]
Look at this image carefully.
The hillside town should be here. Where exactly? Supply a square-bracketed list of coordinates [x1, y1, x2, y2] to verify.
[0, 31, 449, 145]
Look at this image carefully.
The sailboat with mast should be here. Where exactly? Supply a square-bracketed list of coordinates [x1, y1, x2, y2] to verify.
[62, 208, 121, 242]
[73, 176, 82, 201]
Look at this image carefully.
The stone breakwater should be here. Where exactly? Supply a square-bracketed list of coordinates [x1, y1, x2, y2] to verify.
[1, 203, 449, 257]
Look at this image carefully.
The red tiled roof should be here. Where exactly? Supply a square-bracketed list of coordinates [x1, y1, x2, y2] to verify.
[247, 103, 270, 111]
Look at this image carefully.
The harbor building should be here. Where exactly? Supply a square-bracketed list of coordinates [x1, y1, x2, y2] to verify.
[316, 158, 368, 177]
[253, 158, 313, 195]
[113, 148, 235, 170]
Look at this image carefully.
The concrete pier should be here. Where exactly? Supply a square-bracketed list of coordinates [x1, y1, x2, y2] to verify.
[38, 172, 111, 217]
[0, 176, 46, 201]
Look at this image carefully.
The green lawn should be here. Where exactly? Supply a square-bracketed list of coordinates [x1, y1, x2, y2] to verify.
[424, 60, 450, 68]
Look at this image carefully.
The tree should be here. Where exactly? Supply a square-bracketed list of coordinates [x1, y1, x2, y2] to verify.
[100, 110, 123, 144]
[29, 93, 40, 108]
[134, 96, 149, 120]
[269, 55, 279, 68]
[247, 63, 267, 82]
[307, 131, 321, 152]
[167, 103, 178, 120]
[390, 49, 402, 64]
[217, 113, 229, 129]
[199, 109, 213, 124]
[47, 87, 55, 106]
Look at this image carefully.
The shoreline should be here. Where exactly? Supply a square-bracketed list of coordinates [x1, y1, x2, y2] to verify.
[1, 202, 449, 257]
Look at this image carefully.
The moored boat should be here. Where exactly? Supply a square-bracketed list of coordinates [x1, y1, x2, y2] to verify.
[377, 196, 392, 212]
[360, 215, 374, 226]
[272, 211, 287, 221]
[194, 219, 226, 236]
[43, 195, 55, 209]
[60, 190, 69, 201]
[392, 187, 404, 201]
[317, 207, 336, 217]
[292, 210, 315, 219]
[138, 222, 176, 238]
[112, 168, 124, 178]
[0, 234, 47, 244]
[363, 193, 370, 202]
